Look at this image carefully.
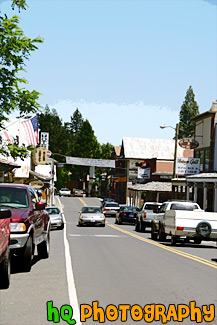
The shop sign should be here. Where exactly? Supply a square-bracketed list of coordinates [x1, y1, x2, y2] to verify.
[138, 167, 150, 179]
[178, 138, 199, 149]
[176, 158, 200, 175]
[29, 180, 44, 188]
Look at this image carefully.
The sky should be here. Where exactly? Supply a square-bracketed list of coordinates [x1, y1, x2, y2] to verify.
[1, 0, 217, 146]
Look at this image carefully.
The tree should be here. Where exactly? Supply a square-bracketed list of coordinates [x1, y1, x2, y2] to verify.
[178, 86, 199, 139]
[100, 143, 114, 160]
[0, 0, 43, 158]
[38, 105, 66, 158]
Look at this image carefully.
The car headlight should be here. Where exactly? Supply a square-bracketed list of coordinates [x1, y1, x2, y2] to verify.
[10, 223, 26, 232]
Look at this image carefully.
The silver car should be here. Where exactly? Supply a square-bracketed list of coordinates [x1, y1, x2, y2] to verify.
[103, 202, 120, 217]
[78, 206, 105, 227]
[59, 188, 71, 197]
[46, 206, 64, 230]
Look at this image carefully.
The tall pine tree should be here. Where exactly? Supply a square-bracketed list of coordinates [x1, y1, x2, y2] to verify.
[178, 86, 199, 139]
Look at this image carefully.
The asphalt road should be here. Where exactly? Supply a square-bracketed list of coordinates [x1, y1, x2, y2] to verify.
[0, 196, 217, 325]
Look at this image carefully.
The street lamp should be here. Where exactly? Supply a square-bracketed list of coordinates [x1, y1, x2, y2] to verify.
[160, 123, 179, 178]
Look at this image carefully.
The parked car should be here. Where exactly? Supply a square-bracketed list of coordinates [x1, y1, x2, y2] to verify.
[73, 189, 86, 197]
[135, 202, 162, 232]
[78, 206, 105, 227]
[0, 183, 51, 272]
[0, 208, 11, 289]
[103, 202, 120, 217]
[101, 198, 115, 207]
[59, 188, 71, 197]
[115, 206, 139, 225]
[45, 206, 64, 230]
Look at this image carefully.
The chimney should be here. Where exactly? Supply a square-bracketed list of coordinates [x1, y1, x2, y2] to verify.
[211, 101, 217, 111]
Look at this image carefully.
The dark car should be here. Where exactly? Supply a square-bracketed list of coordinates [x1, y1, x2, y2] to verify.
[101, 198, 115, 207]
[115, 206, 139, 225]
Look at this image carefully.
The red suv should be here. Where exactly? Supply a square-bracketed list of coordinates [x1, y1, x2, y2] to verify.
[0, 208, 11, 289]
[0, 183, 51, 272]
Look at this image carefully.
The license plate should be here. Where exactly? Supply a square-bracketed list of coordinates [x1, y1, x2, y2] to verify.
[129, 214, 134, 217]
[91, 219, 95, 222]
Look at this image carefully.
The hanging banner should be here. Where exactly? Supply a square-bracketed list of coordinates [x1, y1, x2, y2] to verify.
[66, 156, 115, 168]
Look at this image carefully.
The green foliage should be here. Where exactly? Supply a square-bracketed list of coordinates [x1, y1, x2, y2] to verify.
[0, 0, 43, 159]
[38, 105, 67, 158]
[178, 86, 199, 139]
[0, 15, 43, 123]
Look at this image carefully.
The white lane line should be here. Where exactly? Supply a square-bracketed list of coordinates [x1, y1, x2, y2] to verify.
[56, 196, 81, 325]
[69, 234, 125, 238]
[63, 222, 81, 325]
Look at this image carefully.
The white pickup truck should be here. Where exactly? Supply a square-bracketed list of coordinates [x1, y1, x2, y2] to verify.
[151, 200, 217, 245]
[164, 209, 217, 245]
[135, 202, 162, 232]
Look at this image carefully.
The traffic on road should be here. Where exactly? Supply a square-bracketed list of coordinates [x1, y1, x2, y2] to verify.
[0, 196, 216, 324]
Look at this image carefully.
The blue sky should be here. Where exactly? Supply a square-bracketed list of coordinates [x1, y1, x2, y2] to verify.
[1, 0, 217, 145]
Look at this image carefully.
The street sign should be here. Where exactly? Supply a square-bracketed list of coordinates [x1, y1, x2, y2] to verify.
[40, 132, 49, 149]
[47, 150, 52, 157]
[57, 163, 64, 167]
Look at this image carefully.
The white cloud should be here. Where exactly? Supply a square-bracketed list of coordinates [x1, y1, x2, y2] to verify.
[44, 99, 179, 146]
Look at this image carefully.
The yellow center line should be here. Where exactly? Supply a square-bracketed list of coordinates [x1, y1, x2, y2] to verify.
[78, 198, 87, 206]
[108, 224, 217, 270]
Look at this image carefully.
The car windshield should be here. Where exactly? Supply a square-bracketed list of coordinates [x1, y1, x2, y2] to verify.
[0, 187, 29, 208]
[61, 188, 69, 191]
[144, 204, 161, 210]
[106, 203, 119, 207]
[82, 207, 101, 213]
[170, 203, 199, 211]
[46, 208, 60, 214]
[121, 206, 138, 212]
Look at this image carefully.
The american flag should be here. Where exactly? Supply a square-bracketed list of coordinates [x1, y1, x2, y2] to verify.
[22, 115, 39, 146]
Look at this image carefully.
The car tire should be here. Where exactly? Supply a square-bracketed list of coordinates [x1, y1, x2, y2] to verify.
[171, 236, 177, 246]
[37, 230, 50, 259]
[196, 222, 212, 237]
[0, 247, 11, 289]
[140, 221, 145, 232]
[118, 219, 122, 225]
[194, 238, 202, 244]
[22, 237, 34, 272]
[151, 231, 158, 241]
[101, 224, 105, 227]
[135, 220, 140, 232]
[59, 223, 64, 230]
[159, 227, 166, 241]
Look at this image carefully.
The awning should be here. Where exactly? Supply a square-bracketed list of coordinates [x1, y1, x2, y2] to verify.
[128, 181, 172, 192]
[29, 170, 52, 181]
[0, 158, 21, 172]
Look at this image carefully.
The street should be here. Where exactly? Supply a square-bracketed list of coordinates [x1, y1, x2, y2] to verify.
[0, 196, 217, 325]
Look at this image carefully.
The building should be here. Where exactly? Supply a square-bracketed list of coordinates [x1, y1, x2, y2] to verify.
[185, 101, 217, 211]
[112, 137, 193, 205]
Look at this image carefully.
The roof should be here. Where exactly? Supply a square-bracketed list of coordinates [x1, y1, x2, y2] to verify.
[186, 173, 217, 182]
[114, 146, 121, 157]
[122, 137, 192, 160]
[128, 181, 172, 192]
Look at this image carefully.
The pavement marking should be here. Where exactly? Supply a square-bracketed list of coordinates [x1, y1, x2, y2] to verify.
[108, 224, 217, 270]
[78, 197, 87, 206]
[63, 221, 81, 325]
[69, 234, 124, 238]
[55, 197, 81, 325]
